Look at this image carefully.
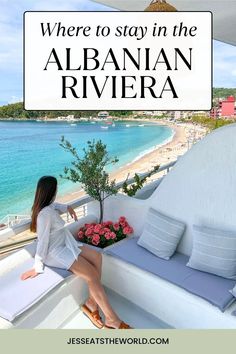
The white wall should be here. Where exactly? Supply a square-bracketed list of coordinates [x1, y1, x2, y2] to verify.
[149, 124, 236, 255]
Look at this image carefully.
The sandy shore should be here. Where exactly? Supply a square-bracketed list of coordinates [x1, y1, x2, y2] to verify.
[58, 120, 207, 205]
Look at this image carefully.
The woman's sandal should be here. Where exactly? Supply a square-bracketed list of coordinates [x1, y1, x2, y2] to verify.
[104, 321, 133, 329]
[81, 304, 104, 329]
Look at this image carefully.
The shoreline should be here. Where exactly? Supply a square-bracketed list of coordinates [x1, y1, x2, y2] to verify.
[58, 120, 207, 205]
[0, 120, 174, 221]
[0, 118, 207, 220]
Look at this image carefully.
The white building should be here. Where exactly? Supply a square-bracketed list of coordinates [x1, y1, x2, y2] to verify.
[98, 111, 109, 118]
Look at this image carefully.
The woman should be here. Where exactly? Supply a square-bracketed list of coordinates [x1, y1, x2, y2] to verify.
[21, 176, 131, 329]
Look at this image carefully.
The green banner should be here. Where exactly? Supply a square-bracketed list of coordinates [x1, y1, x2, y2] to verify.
[1, 329, 235, 354]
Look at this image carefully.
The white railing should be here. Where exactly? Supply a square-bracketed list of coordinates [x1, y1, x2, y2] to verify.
[0, 160, 176, 254]
[69, 160, 176, 210]
[0, 214, 30, 229]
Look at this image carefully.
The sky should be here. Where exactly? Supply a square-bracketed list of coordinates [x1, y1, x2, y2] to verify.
[0, 0, 236, 106]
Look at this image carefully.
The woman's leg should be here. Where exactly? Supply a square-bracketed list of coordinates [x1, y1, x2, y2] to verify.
[80, 245, 102, 278]
[79, 246, 102, 312]
[69, 257, 121, 328]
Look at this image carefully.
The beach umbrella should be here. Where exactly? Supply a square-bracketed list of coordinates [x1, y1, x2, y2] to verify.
[145, 0, 177, 12]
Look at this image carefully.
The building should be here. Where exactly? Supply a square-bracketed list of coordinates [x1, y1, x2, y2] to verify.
[220, 96, 235, 117]
[98, 111, 109, 118]
[153, 111, 166, 116]
[211, 96, 236, 118]
[168, 111, 193, 120]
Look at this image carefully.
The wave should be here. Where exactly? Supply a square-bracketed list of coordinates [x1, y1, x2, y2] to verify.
[124, 128, 175, 166]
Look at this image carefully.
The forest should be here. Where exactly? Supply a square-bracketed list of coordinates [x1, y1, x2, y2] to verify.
[0, 88, 235, 118]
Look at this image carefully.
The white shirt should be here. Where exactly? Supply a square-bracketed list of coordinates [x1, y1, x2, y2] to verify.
[34, 202, 83, 273]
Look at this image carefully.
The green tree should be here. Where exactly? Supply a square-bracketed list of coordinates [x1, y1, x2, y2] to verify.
[122, 165, 160, 197]
[60, 137, 119, 223]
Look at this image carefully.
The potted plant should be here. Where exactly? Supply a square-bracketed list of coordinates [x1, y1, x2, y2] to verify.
[60, 138, 119, 223]
[77, 216, 133, 248]
[60, 138, 134, 247]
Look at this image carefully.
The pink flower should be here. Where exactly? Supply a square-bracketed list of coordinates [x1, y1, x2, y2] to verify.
[92, 239, 99, 246]
[109, 232, 116, 239]
[85, 227, 94, 236]
[129, 226, 134, 234]
[94, 224, 102, 233]
[119, 216, 126, 224]
[92, 234, 100, 246]
[103, 227, 110, 233]
[85, 223, 95, 228]
[120, 221, 128, 228]
[123, 226, 133, 235]
[113, 223, 120, 231]
[105, 232, 111, 240]
[105, 221, 113, 226]
[84, 218, 132, 246]
[78, 231, 84, 239]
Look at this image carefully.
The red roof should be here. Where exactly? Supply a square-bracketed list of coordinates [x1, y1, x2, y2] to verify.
[226, 96, 235, 102]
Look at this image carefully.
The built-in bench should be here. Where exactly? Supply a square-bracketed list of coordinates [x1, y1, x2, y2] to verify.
[0, 258, 71, 322]
[1, 230, 236, 328]
[104, 237, 235, 312]
[0, 215, 97, 329]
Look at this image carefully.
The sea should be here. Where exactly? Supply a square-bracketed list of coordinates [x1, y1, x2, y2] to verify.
[0, 120, 173, 220]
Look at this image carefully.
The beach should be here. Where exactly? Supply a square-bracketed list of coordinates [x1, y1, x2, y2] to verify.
[0, 119, 174, 220]
[0, 118, 207, 221]
[58, 120, 207, 204]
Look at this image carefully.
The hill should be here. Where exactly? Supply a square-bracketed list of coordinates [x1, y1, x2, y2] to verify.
[213, 88, 236, 99]
[0, 88, 236, 118]
[0, 102, 132, 119]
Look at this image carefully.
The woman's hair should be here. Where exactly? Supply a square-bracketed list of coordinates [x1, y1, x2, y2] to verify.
[31, 176, 57, 232]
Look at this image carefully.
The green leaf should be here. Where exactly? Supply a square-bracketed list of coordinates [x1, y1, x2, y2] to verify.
[60, 137, 119, 222]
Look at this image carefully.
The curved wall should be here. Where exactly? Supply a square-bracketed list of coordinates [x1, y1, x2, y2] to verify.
[150, 124, 236, 255]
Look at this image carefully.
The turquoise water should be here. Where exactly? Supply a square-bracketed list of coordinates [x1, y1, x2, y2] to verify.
[0, 120, 173, 220]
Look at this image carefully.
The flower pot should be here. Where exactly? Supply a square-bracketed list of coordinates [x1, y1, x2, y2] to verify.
[77, 217, 134, 249]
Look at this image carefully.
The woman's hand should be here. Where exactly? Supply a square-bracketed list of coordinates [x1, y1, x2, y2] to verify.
[21, 269, 39, 280]
[67, 206, 78, 221]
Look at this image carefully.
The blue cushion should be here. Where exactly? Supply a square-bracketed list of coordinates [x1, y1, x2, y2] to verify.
[0, 259, 71, 322]
[137, 208, 185, 260]
[230, 283, 236, 299]
[187, 224, 236, 279]
[105, 237, 236, 311]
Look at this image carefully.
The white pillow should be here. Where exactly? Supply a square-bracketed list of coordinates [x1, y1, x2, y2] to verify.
[137, 208, 186, 260]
